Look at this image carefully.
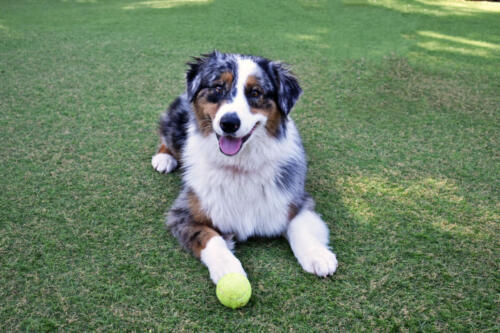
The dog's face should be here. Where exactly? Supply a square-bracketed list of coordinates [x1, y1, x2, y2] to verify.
[186, 52, 302, 156]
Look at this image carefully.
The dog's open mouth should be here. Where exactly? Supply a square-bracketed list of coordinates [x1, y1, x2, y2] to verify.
[217, 124, 258, 156]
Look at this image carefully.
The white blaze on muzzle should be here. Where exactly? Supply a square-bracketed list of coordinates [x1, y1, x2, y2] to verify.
[214, 58, 267, 156]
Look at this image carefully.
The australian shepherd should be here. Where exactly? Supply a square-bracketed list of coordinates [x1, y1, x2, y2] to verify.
[152, 52, 338, 284]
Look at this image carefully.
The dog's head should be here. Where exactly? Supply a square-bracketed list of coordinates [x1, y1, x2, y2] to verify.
[186, 51, 302, 156]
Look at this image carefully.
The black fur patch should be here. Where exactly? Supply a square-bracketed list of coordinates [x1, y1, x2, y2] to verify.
[274, 148, 309, 215]
[166, 188, 202, 251]
[159, 95, 191, 155]
[275, 157, 306, 193]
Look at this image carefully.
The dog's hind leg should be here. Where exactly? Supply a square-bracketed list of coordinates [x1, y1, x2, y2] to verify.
[286, 209, 338, 277]
[167, 188, 246, 284]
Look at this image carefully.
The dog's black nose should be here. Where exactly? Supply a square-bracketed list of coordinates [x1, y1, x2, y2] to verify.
[220, 112, 240, 134]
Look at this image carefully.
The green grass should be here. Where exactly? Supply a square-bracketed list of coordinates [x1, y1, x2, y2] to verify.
[1, 0, 499, 331]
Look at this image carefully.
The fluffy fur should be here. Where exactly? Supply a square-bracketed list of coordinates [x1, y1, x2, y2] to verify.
[152, 52, 337, 283]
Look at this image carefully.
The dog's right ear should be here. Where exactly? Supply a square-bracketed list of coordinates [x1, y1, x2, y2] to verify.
[186, 51, 219, 102]
[186, 57, 203, 102]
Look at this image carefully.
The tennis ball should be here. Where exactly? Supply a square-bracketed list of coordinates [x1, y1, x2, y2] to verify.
[216, 273, 251, 309]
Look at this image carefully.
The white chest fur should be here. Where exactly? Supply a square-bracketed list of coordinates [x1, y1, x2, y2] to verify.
[183, 123, 301, 241]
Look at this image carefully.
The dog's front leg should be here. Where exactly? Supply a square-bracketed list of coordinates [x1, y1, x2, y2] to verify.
[200, 235, 246, 284]
[286, 209, 338, 277]
[167, 190, 246, 284]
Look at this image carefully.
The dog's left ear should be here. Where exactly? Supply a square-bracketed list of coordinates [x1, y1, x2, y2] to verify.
[265, 61, 302, 115]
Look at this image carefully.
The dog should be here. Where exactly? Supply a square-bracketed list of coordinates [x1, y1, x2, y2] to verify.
[152, 51, 338, 284]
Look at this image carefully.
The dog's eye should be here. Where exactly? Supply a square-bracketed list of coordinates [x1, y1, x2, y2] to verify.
[214, 85, 224, 94]
[250, 89, 262, 98]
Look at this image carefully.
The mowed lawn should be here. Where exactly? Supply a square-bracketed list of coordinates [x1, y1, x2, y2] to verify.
[1, 0, 499, 331]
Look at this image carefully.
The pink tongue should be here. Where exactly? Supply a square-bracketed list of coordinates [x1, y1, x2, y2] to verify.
[219, 136, 243, 156]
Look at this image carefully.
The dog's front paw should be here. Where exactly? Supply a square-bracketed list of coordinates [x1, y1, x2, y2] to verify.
[151, 153, 177, 173]
[208, 254, 246, 284]
[298, 246, 338, 277]
[200, 236, 247, 284]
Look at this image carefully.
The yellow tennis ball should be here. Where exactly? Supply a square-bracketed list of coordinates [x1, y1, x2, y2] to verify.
[216, 273, 252, 309]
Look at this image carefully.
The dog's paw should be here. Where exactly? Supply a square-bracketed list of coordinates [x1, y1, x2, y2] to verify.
[208, 256, 246, 284]
[298, 246, 338, 277]
[151, 153, 177, 173]
[200, 236, 246, 284]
